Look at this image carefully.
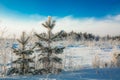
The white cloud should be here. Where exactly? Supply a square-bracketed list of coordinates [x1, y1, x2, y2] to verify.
[0, 16, 47, 38]
[0, 14, 120, 38]
[54, 15, 120, 36]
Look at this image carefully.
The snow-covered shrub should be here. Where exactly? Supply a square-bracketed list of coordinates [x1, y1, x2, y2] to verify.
[92, 55, 111, 68]
[92, 55, 100, 68]
[111, 52, 120, 68]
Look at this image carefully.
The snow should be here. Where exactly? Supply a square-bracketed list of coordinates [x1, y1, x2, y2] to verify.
[1, 68, 120, 80]
[0, 40, 120, 80]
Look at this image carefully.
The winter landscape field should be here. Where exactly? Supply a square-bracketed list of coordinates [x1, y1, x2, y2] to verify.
[0, 39, 120, 80]
[0, 0, 120, 80]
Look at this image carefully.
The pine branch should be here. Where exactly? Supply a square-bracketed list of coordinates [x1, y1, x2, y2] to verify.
[31, 44, 37, 49]
[22, 50, 34, 55]
[51, 56, 62, 64]
[17, 39, 22, 44]
[39, 57, 50, 63]
[35, 33, 48, 41]
[42, 23, 50, 30]
[50, 20, 55, 29]
[13, 49, 22, 55]
[13, 58, 34, 64]
[45, 21, 50, 27]
[54, 46, 65, 54]
[35, 42, 44, 48]
[24, 37, 30, 44]
[51, 30, 64, 40]
[38, 53, 45, 56]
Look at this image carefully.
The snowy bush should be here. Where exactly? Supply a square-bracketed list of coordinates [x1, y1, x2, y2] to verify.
[111, 52, 120, 68]
[92, 55, 100, 68]
[92, 55, 111, 68]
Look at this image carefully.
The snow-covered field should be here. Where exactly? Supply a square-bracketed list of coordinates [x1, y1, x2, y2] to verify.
[0, 40, 120, 80]
[1, 68, 120, 80]
[62, 41, 120, 70]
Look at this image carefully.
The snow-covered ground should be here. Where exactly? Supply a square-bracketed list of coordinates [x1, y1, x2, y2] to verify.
[0, 40, 120, 80]
[1, 68, 120, 80]
[62, 41, 120, 70]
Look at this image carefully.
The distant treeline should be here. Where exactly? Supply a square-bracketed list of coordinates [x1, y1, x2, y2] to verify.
[38, 31, 120, 41]
[1, 31, 119, 42]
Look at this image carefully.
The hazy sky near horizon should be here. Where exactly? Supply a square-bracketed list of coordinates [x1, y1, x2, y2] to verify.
[0, 0, 120, 37]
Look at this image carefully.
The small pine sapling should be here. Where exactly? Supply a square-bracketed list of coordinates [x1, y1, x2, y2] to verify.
[7, 32, 35, 75]
[35, 16, 65, 74]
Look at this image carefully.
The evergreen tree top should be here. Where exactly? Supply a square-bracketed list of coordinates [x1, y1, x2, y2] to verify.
[42, 16, 55, 30]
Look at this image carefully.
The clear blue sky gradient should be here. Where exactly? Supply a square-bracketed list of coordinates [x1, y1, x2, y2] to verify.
[0, 0, 120, 18]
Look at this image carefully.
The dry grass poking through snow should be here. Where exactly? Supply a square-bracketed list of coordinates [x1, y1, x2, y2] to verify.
[111, 51, 120, 67]
[92, 51, 120, 68]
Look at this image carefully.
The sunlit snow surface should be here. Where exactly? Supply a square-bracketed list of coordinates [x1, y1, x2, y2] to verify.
[0, 41, 120, 80]
[1, 68, 120, 80]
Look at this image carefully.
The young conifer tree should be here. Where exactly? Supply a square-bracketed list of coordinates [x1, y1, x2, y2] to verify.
[7, 32, 35, 75]
[35, 16, 65, 74]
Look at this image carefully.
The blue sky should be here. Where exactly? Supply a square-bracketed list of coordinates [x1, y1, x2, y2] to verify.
[0, 0, 120, 37]
[0, 0, 120, 18]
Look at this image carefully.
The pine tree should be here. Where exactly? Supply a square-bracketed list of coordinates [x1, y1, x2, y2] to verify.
[7, 32, 35, 75]
[35, 16, 65, 74]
